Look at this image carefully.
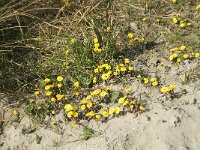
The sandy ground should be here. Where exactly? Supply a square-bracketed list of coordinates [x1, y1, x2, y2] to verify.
[0, 51, 200, 150]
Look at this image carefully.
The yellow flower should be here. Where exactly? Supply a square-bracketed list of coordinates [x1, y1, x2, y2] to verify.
[94, 43, 100, 48]
[180, 45, 186, 51]
[71, 121, 77, 128]
[161, 87, 170, 93]
[12, 110, 18, 116]
[137, 75, 142, 78]
[180, 23, 185, 28]
[87, 102, 93, 108]
[169, 84, 176, 90]
[107, 26, 111, 32]
[195, 53, 199, 58]
[118, 97, 125, 104]
[173, 17, 178, 24]
[95, 114, 101, 119]
[139, 106, 145, 111]
[102, 111, 109, 118]
[195, 4, 200, 10]
[130, 100, 136, 105]
[51, 121, 55, 125]
[51, 97, 56, 103]
[93, 77, 97, 83]
[115, 107, 121, 114]
[152, 81, 158, 86]
[124, 58, 130, 64]
[187, 23, 191, 26]
[183, 54, 189, 59]
[177, 58, 181, 63]
[138, 38, 145, 43]
[123, 100, 129, 106]
[34, 91, 40, 95]
[128, 66, 134, 71]
[100, 91, 107, 97]
[86, 95, 92, 100]
[93, 38, 98, 43]
[150, 78, 157, 82]
[45, 85, 51, 90]
[71, 38, 77, 43]
[67, 111, 73, 118]
[46, 91, 52, 96]
[57, 76, 63, 82]
[86, 111, 95, 117]
[73, 112, 78, 118]
[143, 78, 149, 84]
[94, 68, 99, 73]
[120, 67, 127, 72]
[81, 105, 86, 111]
[91, 89, 101, 95]
[171, 0, 176, 3]
[143, 17, 147, 21]
[56, 94, 64, 101]
[109, 108, 115, 115]
[73, 82, 79, 88]
[44, 78, 50, 83]
[125, 87, 132, 93]
[64, 104, 74, 112]
[101, 73, 109, 80]
[128, 33, 133, 38]
[57, 83, 62, 88]
[65, 50, 69, 56]
[170, 47, 178, 52]
[52, 110, 55, 115]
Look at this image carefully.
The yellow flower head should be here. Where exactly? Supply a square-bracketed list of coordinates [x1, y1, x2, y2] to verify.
[51, 97, 56, 103]
[94, 68, 99, 73]
[57, 83, 62, 88]
[170, 47, 178, 52]
[101, 73, 109, 80]
[139, 106, 145, 111]
[137, 75, 142, 78]
[152, 81, 158, 86]
[44, 78, 51, 83]
[12, 110, 19, 116]
[150, 78, 157, 82]
[195, 4, 200, 10]
[118, 97, 125, 104]
[91, 89, 101, 95]
[46, 91, 52, 96]
[125, 87, 132, 93]
[143, 17, 147, 21]
[95, 114, 101, 119]
[57, 76, 63, 82]
[64, 104, 74, 112]
[179, 45, 186, 51]
[161, 87, 170, 93]
[143, 78, 149, 84]
[169, 84, 176, 90]
[74, 81, 80, 88]
[195, 53, 199, 58]
[34, 91, 40, 95]
[173, 17, 178, 24]
[115, 107, 121, 114]
[93, 77, 97, 83]
[45, 85, 51, 90]
[128, 66, 134, 71]
[100, 91, 107, 97]
[120, 67, 127, 72]
[67, 111, 74, 118]
[65, 50, 69, 56]
[180, 23, 185, 28]
[93, 38, 98, 43]
[87, 102, 93, 108]
[73, 112, 78, 118]
[86, 111, 95, 117]
[123, 100, 129, 106]
[183, 54, 189, 59]
[109, 108, 115, 115]
[128, 33, 133, 38]
[52, 110, 55, 115]
[86, 95, 92, 100]
[56, 94, 64, 101]
[81, 105, 86, 111]
[124, 58, 130, 64]
[102, 111, 109, 118]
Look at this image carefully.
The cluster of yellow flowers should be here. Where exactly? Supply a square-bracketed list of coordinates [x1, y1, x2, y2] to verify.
[161, 84, 176, 93]
[169, 45, 199, 63]
[136, 76, 159, 87]
[93, 37, 102, 53]
[172, 16, 192, 28]
[93, 59, 134, 83]
[127, 33, 145, 43]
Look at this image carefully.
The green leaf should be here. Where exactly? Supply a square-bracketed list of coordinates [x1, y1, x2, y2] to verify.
[110, 92, 120, 102]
